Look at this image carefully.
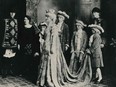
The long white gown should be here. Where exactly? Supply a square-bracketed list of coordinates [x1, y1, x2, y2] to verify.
[37, 24, 92, 87]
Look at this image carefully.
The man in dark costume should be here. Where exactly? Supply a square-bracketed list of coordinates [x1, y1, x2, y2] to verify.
[1, 9, 18, 78]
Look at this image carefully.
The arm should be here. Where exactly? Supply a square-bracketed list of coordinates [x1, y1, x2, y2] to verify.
[89, 34, 100, 53]
[65, 24, 70, 47]
[80, 31, 88, 53]
[50, 26, 56, 54]
[33, 29, 40, 56]
[79, 32, 88, 62]
[70, 32, 75, 53]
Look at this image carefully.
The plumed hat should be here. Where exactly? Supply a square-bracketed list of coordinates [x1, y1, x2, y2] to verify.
[88, 24, 104, 33]
[57, 11, 69, 19]
[75, 20, 87, 27]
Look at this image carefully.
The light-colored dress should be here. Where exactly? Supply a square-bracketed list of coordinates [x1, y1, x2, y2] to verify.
[89, 33, 104, 68]
[69, 30, 88, 75]
[37, 24, 92, 87]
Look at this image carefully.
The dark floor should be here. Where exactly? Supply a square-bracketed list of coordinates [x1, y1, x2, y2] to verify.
[86, 75, 116, 87]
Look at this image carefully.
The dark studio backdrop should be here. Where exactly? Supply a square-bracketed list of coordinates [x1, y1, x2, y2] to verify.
[0, 0, 116, 77]
[0, 0, 26, 74]
[0, 0, 26, 39]
[101, 0, 116, 76]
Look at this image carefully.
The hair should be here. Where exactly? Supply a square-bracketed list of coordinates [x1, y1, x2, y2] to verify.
[45, 9, 56, 23]
[25, 15, 32, 22]
[38, 22, 47, 30]
[46, 13, 56, 23]
[92, 7, 101, 14]
[9, 8, 17, 13]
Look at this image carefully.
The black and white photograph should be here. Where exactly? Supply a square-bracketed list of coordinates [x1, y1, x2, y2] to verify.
[0, 0, 116, 87]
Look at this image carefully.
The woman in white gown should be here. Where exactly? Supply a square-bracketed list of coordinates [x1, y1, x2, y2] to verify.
[37, 9, 92, 87]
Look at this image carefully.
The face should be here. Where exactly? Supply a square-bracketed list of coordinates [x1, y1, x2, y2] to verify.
[76, 23, 82, 30]
[24, 17, 30, 24]
[58, 15, 65, 22]
[41, 26, 47, 31]
[92, 12, 100, 19]
[45, 15, 51, 23]
[10, 12, 16, 18]
[92, 28, 100, 34]
[92, 28, 96, 34]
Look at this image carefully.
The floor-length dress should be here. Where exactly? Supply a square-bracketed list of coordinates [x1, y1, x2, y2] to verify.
[69, 30, 88, 75]
[19, 26, 39, 84]
[37, 24, 92, 87]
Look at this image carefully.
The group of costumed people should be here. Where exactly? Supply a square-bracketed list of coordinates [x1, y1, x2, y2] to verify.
[0, 7, 105, 87]
[36, 7, 105, 87]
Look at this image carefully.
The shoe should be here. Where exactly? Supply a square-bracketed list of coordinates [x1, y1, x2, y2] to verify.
[2, 74, 7, 78]
[92, 78, 98, 82]
[94, 79, 103, 84]
[9, 70, 15, 76]
[1, 70, 7, 78]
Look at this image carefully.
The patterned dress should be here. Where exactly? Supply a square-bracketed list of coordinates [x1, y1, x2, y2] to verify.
[2, 18, 18, 48]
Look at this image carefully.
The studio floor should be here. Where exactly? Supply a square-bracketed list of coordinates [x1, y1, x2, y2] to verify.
[0, 75, 115, 87]
[0, 76, 37, 87]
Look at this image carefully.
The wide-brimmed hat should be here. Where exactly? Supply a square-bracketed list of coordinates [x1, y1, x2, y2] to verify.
[75, 20, 87, 27]
[88, 24, 104, 33]
[57, 11, 69, 19]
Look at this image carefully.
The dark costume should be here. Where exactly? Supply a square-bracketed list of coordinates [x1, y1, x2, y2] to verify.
[19, 25, 40, 84]
[58, 22, 69, 52]
[57, 22, 70, 65]
[0, 18, 18, 78]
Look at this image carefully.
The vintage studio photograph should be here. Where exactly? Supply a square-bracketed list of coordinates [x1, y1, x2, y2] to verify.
[0, 0, 115, 87]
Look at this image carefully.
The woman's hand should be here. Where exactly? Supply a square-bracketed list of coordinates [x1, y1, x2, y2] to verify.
[18, 44, 20, 50]
[86, 49, 91, 54]
[79, 52, 84, 63]
[65, 44, 69, 51]
[101, 44, 104, 48]
[34, 52, 39, 57]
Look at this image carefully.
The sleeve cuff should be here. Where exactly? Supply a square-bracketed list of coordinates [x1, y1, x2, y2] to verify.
[65, 44, 69, 47]
[80, 51, 84, 54]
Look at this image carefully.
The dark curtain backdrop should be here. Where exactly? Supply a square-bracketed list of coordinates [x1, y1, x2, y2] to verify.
[0, 0, 26, 74]
[101, 0, 116, 76]
[0, 0, 26, 32]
